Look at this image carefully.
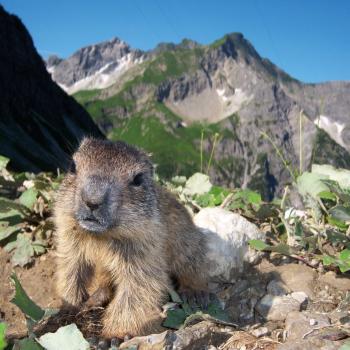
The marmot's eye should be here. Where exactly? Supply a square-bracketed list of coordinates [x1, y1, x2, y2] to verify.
[131, 173, 144, 187]
[69, 160, 76, 174]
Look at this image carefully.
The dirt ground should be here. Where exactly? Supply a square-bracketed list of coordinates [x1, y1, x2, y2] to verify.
[0, 248, 60, 338]
[1, 247, 350, 349]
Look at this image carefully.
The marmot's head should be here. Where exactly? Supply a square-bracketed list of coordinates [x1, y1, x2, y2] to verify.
[61, 138, 158, 234]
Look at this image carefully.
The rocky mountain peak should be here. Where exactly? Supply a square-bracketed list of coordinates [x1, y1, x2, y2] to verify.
[46, 54, 63, 69]
[47, 36, 144, 93]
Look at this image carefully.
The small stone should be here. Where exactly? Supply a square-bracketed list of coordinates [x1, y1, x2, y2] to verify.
[251, 326, 269, 338]
[120, 331, 171, 349]
[291, 291, 308, 307]
[267, 280, 290, 296]
[255, 294, 301, 321]
[310, 259, 319, 267]
[319, 271, 350, 291]
[309, 319, 317, 326]
[285, 311, 330, 341]
[271, 264, 317, 299]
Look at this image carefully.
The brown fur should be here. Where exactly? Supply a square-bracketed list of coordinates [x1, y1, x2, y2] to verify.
[54, 137, 208, 338]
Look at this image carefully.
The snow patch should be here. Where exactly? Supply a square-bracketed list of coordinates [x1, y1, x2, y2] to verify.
[216, 87, 251, 118]
[315, 115, 347, 149]
[47, 66, 55, 75]
[50, 53, 141, 94]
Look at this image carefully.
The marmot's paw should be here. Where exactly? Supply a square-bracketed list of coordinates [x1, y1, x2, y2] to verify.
[179, 289, 216, 310]
[87, 337, 121, 350]
[84, 287, 112, 308]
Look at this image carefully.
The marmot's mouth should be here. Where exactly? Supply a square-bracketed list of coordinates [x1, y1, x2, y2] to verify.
[77, 216, 108, 233]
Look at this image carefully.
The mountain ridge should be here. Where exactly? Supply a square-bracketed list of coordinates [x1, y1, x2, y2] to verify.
[47, 32, 350, 198]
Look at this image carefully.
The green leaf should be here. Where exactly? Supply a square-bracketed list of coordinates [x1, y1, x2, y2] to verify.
[318, 191, 337, 201]
[0, 222, 21, 241]
[10, 273, 45, 321]
[162, 308, 187, 329]
[297, 172, 329, 199]
[0, 198, 28, 216]
[328, 216, 349, 230]
[15, 338, 43, 350]
[32, 243, 46, 255]
[330, 206, 350, 223]
[295, 220, 303, 237]
[0, 323, 7, 350]
[322, 255, 336, 266]
[338, 262, 350, 273]
[10, 234, 35, 267]
[0, 156, 9, 170]
[206, 299, 229, 322]
[339, 249, 350, 262]
[183, 173, 212, 196]
[196, 193, 216, 207]
[326, 230, 350, 246]
[235, 189, 262, 205]
[19, 188, 39, 210]
[249, 239, 269, 251]
[269, 243, 293, 256]
[312, 164, 350, 189]
[37, 323, 90, 350]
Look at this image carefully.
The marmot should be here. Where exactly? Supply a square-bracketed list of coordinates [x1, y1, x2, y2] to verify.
[54, 137, 208, 338]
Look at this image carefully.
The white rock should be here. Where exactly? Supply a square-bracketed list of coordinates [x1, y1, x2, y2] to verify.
[255, 294, 301, 321]
[251, 326, 269, 338]
[194, 208, 264, 282]
[291, 291, 308, 305]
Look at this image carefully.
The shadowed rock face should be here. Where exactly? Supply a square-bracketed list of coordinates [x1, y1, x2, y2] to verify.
[0, 5, 104, 172]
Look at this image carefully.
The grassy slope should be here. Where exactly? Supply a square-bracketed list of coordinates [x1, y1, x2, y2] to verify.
[72, 46, 228, 179]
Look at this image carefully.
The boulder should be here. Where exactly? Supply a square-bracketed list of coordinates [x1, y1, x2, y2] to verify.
[194, 208, 264, 281]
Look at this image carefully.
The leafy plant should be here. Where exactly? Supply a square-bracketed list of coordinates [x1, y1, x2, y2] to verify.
[0, 323, 7, 350]
[0, 156, 59, 266]
[163, 290, 229, 330]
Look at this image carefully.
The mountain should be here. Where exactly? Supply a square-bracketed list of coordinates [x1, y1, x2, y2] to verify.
[0, 5, 103, 172]
[46, 38, 144, 94]
[48, 34, 350, 198]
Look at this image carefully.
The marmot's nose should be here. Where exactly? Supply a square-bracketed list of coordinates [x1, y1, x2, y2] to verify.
[81, 175, 109, 211]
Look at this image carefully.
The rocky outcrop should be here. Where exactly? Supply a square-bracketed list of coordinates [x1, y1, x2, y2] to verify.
[47, 37, 144, 93]
[0, 5, 103, 172]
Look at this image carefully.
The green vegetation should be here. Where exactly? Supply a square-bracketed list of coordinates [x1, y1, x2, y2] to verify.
[73, 89, 101, 104]
[0, 155, 59, 266]
[141, 48, 203, 85]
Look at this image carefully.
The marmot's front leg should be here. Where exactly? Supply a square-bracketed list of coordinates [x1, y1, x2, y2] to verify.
[56, 248, 93, 307]
[102, 264, 170, 338]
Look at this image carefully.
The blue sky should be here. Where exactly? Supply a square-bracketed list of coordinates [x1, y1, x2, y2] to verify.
[2, 0, 350, 83]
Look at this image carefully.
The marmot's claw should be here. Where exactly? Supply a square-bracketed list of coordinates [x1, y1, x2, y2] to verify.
[179, 289, 211, 310]
[87, 337, 121, 350]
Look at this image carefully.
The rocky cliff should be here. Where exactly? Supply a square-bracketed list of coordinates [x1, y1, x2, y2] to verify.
[0, 5, 104, 172]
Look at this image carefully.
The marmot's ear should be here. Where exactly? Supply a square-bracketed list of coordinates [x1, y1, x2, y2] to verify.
[78, 136, 94, 150]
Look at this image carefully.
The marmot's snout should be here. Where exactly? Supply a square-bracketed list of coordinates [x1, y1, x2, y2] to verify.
[75, 174, 119, 233]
